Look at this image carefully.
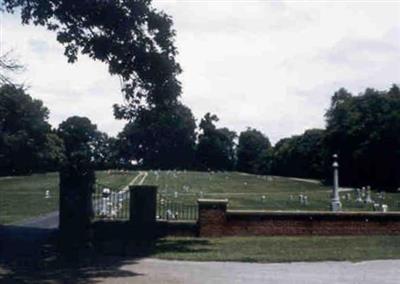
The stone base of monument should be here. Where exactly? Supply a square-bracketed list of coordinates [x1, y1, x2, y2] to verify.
[330, 200, 342, 212]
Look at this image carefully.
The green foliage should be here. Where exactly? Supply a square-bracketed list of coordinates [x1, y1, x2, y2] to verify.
[236, 128, 271, 174]
[57, 116, 123, 170]
[38, 133, 66, 170]
[3, 0, 182, 118]
[196, 113, 236, 171]
[271, 129, 325, 179]
[324, 84, 400, 189]
[0, 84, 64, 175]
[118, 103, 197, 169]
[57, 116, 97, 155]
[91, 135, 121, 170]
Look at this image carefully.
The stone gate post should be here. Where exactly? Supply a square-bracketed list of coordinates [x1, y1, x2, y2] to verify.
[129, 185, 158, 241]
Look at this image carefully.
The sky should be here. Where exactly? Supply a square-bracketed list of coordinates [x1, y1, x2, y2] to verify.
[1, 0, 399, 144]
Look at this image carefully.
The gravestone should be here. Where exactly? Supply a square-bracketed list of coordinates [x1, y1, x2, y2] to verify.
[356, 188, 363, 203]
[99, 188, 113, 218]
[303, 195, 309, 206]
[365, 187, 373, 204]
[361, 187, 366, 198]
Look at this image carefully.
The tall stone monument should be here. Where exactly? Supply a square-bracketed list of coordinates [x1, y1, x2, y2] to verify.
[331, 154, 342, 211]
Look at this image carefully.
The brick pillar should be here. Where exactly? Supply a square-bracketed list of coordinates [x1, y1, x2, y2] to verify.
[129, 185, 157, 241]
[198, 199, 228, 237]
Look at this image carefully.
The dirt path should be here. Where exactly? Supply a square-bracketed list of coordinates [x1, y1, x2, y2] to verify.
[287, 177, 321, 184]
[287, 177, 354, 193]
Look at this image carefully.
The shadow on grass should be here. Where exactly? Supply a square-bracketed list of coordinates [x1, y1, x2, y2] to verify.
[154, 238, 211, 254]
[0, 225, 211, 283]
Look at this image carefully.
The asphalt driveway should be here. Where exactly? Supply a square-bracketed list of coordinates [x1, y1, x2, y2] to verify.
[95, 258, 400, 284]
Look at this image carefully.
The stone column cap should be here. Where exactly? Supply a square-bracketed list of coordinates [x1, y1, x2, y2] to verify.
[197, 198, 229, 204]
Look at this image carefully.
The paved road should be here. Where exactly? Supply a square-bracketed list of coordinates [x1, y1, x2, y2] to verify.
[95, 258, 400, 284]
[17, 211, 59, 229]
[0, 172, 147, 258]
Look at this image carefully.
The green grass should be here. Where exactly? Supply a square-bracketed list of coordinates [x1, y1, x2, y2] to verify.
[143, 171, 400, 212]
[0, 171, 140, 224]
[152, 235, 400, 262]
[0, 173, 60, 225]
[1, 170, 400, 224]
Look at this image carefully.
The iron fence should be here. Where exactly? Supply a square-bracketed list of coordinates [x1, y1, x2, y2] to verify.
[92, 183, 130, 220]
[157, 195, 198, 221]
[92, 185, 198, 221]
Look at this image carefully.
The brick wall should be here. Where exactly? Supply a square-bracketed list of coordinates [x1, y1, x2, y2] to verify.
[198, 199, 400, 237]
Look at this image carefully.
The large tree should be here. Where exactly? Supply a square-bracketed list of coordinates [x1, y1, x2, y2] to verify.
[270, 129, 325, 179]
[324, 84, 400, 189]
[118, 103, 197, 169]
[57, 116, 98, 161]
[0, 50, 24, 86]
[3, 0, 182, 118]
[3, 1, 198, 170]
[236, 128, 271, 174]
[196, 113, 236, 171]
[0, 84, 65, 175]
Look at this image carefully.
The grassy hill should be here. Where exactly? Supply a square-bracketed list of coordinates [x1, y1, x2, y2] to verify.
[0, 171, 139, 224]
[1, 170, 399, 224]
[143, 171, 400, 212]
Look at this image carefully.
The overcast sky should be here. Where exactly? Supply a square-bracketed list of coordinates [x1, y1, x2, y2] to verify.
[2, 1, 399, 143]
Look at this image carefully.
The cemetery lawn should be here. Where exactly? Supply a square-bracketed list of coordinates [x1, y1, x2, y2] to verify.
[152, 235, 400, 262]
[1, 170, 400, 224]
[0, 171, 140, 224]
[143, 171, 400, 211]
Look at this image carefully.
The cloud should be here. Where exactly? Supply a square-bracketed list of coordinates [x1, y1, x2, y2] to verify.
[2, 13, 125, 135]
[29, 39, 50, 55]
[155, 0, 400, 143]
[2, 1, 400, 143]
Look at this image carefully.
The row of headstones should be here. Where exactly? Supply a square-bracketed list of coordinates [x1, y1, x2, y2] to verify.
[106, 170, 396, 213]
[352, 187, 389, 212]
[152, 169, 278, 184]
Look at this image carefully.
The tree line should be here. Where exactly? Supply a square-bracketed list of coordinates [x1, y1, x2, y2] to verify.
[1, 83, 399, 190]
[1, 0, 399, 190]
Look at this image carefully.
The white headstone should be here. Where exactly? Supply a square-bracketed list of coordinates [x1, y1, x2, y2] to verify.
[299, 194, 304, 204]
[356, 188, 363, 203]
[365, 187, 373, 203]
